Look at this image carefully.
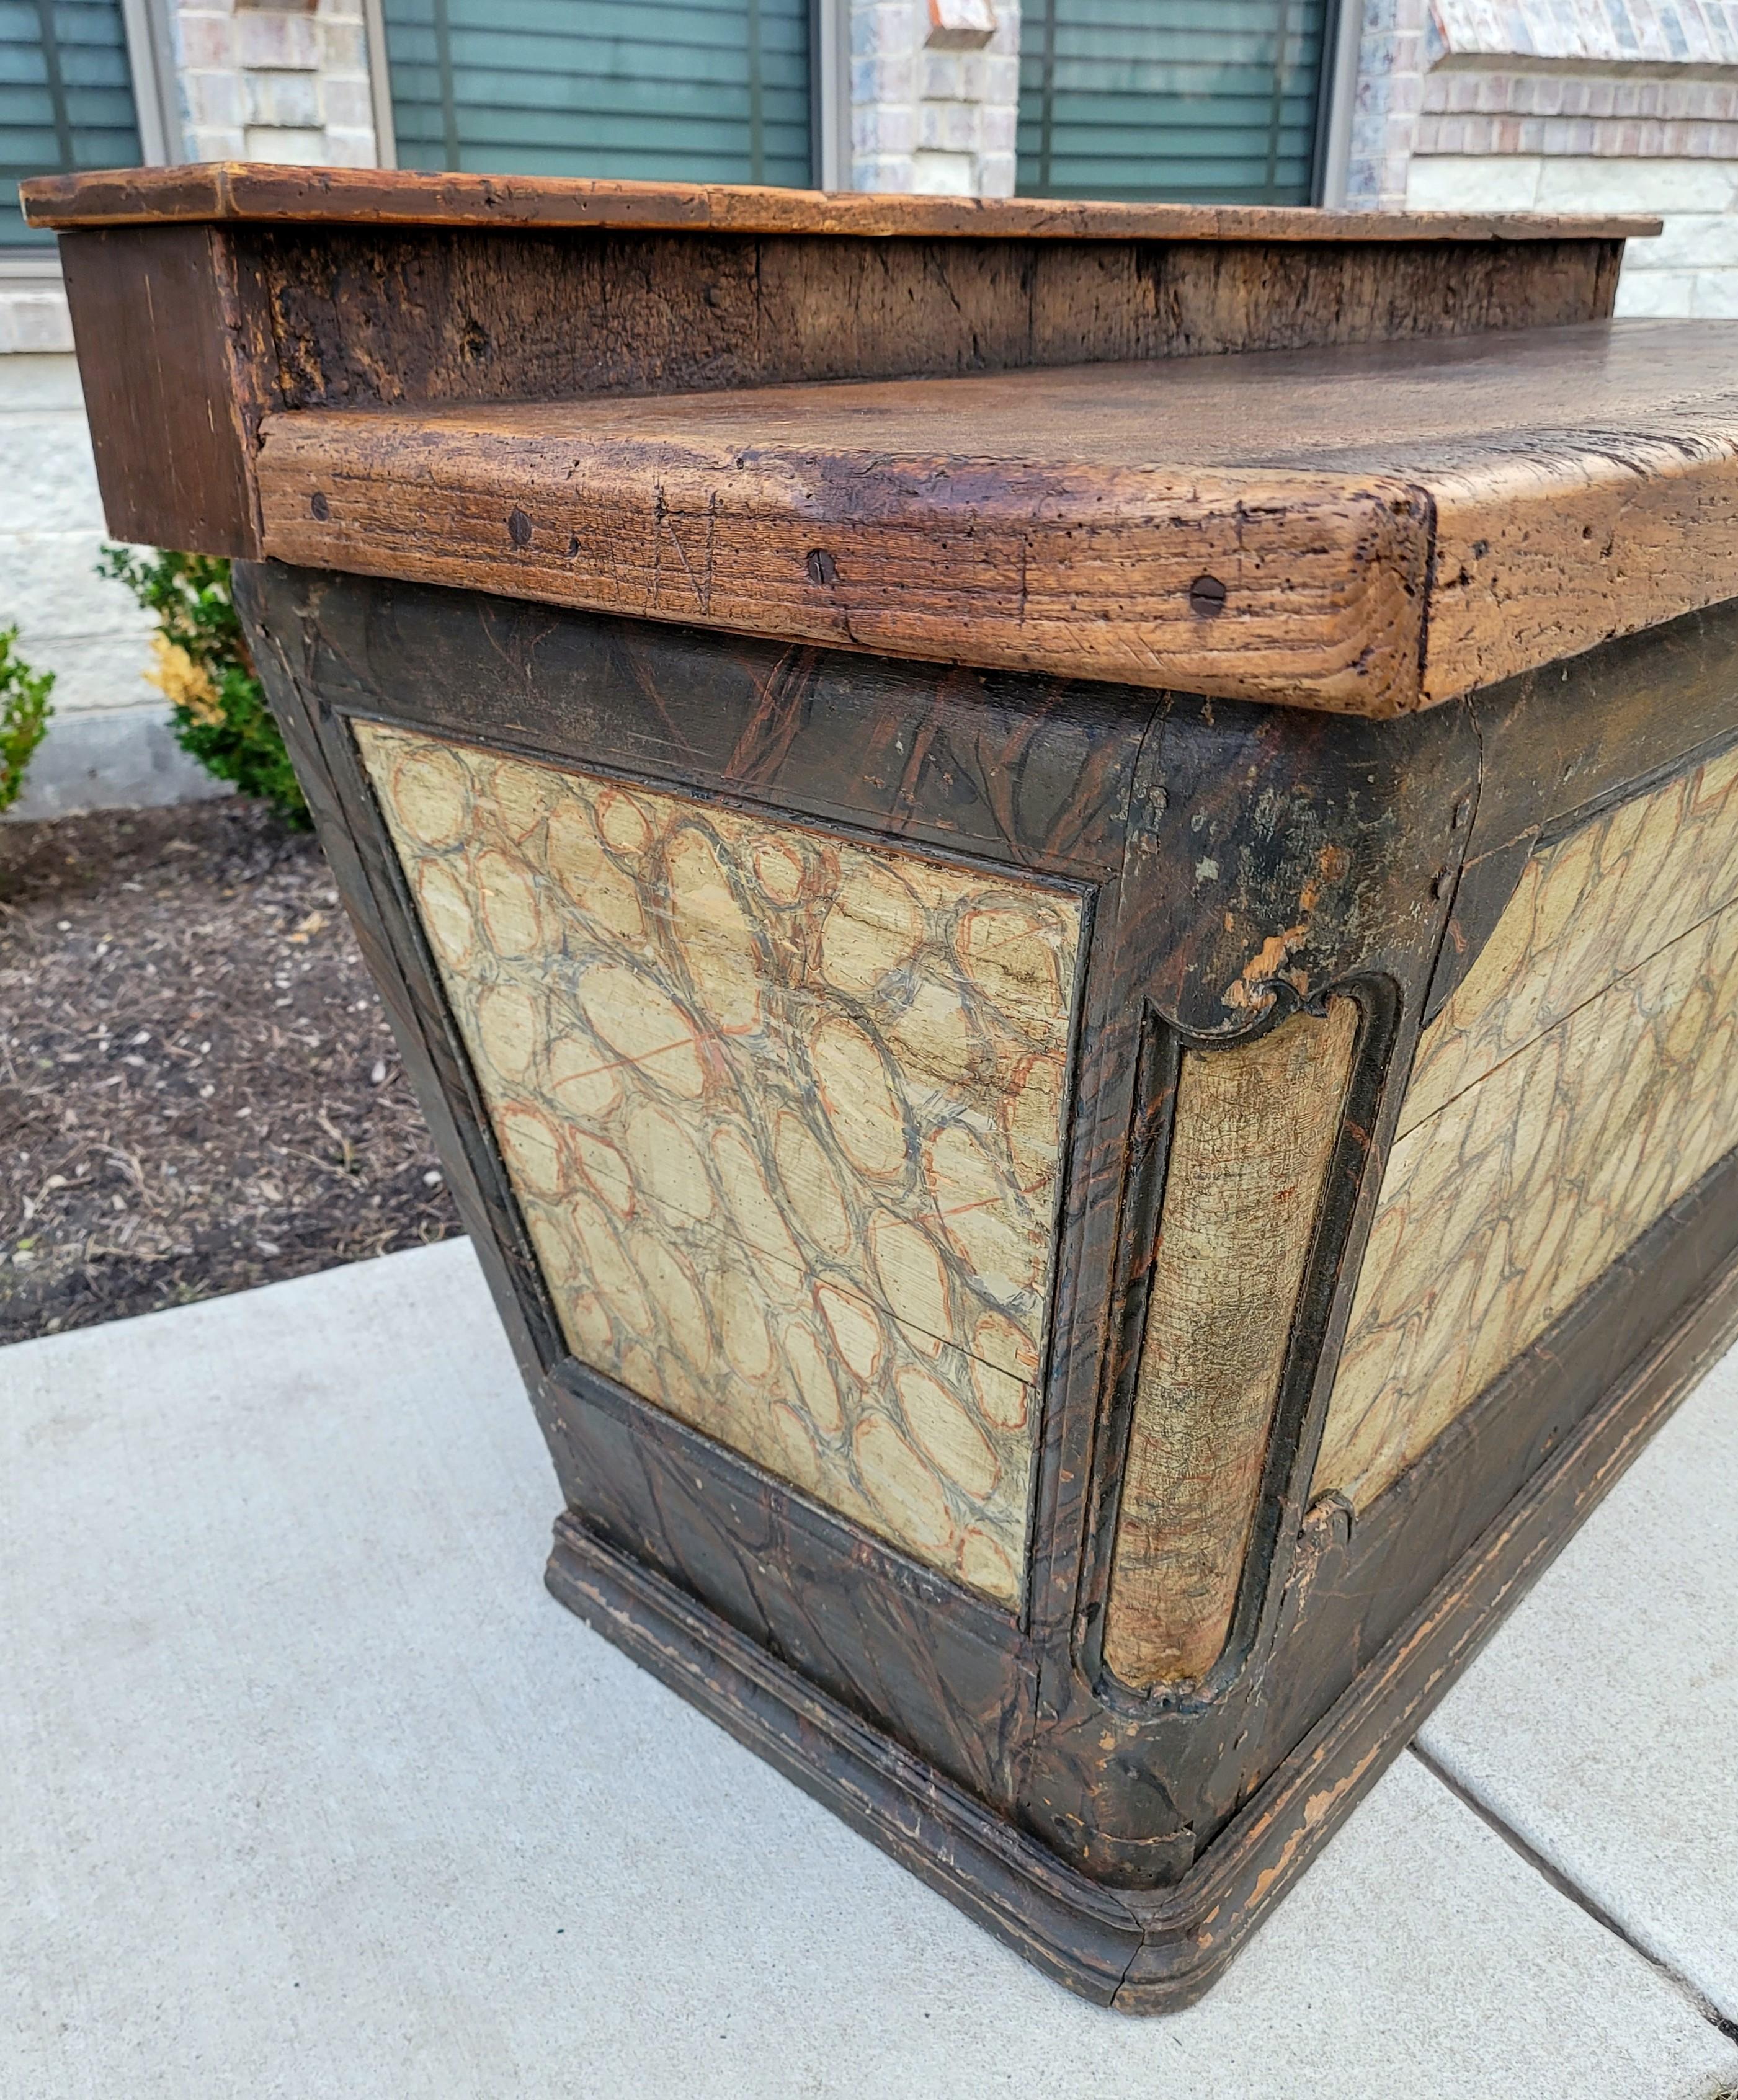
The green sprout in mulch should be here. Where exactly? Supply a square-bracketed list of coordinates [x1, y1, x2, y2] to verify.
[99, 545, 308, 827]
[0, 624, 54, 812]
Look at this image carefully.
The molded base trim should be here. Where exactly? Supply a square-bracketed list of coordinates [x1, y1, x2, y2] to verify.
[546, 1242, 1738, 2011]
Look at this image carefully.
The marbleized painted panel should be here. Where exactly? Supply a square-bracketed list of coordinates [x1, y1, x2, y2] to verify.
[1319, 894, 1738, 1511]
[1404, 741, 1738, 1137]
[1104, 1000, 1358, 1689]
[356, 721, 1084, 1605]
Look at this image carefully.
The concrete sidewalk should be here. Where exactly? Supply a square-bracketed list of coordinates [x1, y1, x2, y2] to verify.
[2, 1239, 1735, 2100]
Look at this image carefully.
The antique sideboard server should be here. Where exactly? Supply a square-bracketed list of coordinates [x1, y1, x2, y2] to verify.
[29, 164, 1738, 2008]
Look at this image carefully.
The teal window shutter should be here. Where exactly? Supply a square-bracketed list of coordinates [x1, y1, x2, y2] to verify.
[0, 0, 142, 246]
[383, 0, 812, 187]
[1018, 0, 1332, 204]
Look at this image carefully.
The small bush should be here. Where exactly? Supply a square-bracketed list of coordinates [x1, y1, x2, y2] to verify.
[0, 625, 55, 812]
[99, 545, 308, 827]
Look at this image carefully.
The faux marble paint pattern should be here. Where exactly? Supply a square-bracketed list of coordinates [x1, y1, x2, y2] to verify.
[1318, 747, 1738, 1512]
[357, 721, 1083, 1604]
[1404, 741, 1738, 1136]
[1318, 892, 1738, 1511]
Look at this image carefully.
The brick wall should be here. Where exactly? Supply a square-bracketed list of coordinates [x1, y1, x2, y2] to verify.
[170, 0, 377, 167]
[850, 0, 1020, 195]
[1345, 0, 1738, 312]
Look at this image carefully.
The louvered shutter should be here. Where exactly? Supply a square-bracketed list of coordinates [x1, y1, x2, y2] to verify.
[0, 0, 141, 246]
[1017, 0, 1330, 204]
[382, 0, 811, 187]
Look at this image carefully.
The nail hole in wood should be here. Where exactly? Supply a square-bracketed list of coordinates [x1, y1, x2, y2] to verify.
[1189, 574, 1228, 618]
[310, 491, 329, 521]
[507, 509, 533, 549]
[806, 548, 839, 585]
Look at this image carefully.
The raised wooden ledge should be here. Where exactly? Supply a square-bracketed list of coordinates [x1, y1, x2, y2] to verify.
[21, 162, 1659, 244]
[254, 318, 1738, 718]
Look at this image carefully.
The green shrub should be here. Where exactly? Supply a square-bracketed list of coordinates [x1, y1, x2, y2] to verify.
[99, 545, 308, 827]
[0, 625, 55, 812]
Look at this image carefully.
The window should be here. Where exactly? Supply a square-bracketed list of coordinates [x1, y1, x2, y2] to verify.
[381, 0, 812, 187]
[0, 0, 143, 246]
[1017, 0, 1334, 205]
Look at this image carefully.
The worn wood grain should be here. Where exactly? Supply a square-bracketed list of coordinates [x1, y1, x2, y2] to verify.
[260, 414, 1429, 716]
[20, 162, 1658, 241]
[45, 192, 1634, 566]
[254, 321, 1738, 716]
[1424, 421, 1738, 702]
[1103, 1000, 1358, 1689]
[57, 225, 266, 553]
[252, 228, 1625, 408]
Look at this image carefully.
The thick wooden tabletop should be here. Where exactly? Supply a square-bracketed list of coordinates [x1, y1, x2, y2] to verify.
[256, 319, 1738, 717]
[21, 163, 1657, 244]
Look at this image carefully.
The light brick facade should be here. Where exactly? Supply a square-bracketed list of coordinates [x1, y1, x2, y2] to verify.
[1345, 0, 1738, 312]
[850, 0, 1021, 195]
[169, 0, 378, 167]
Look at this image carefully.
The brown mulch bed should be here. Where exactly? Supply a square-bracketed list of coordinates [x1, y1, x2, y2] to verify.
[0, 796, 461, 1346]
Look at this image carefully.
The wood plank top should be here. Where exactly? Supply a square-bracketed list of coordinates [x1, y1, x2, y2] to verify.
[255, 319, 1738, 717]
[20, 164, 1659, 244]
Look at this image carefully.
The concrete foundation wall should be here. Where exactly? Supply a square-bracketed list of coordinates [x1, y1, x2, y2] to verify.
[1406, 151, 1738, 314]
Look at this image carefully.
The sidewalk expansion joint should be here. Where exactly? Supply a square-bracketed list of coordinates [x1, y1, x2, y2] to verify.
[1407, 1742, 1738, 2046]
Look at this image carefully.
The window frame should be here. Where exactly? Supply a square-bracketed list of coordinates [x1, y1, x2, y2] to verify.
[0, 0, 179, 265]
